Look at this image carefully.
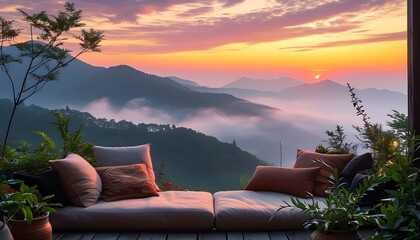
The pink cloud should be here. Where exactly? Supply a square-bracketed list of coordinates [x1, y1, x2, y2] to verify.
[177, 6, 214, 17]
[279, 31, 406, 52]
[0, 0, 405, 53]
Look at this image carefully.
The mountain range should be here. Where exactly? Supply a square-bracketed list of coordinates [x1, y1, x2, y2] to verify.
[0, 43, 407, 165]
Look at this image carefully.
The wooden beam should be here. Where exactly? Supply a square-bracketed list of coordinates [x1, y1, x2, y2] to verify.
[408, 0, 420, 166]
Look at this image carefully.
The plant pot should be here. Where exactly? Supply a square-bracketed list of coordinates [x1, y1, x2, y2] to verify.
[10, 213, 52, 240]
[0, 221, 14, 240]
[311, 228, 361, 240]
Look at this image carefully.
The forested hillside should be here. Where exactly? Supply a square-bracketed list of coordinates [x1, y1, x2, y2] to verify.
[0, 99, 266, 192]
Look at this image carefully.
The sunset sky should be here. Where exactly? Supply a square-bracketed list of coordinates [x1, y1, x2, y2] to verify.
[0, 0, 407, 92]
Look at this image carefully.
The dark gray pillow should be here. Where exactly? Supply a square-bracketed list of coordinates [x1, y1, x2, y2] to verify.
[339, 152, 373, 188]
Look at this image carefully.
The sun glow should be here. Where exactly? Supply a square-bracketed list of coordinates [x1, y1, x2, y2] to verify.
[314, 74, 320, 80]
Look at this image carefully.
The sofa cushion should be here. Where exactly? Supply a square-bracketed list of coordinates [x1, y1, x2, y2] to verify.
[50, 191, 215, 231]
[214, 190, 325, 231]
[340, 153, 373, 188]
[245, 166, 320, 198]
[93, 144, 159, 190]
[293, 150, 353, 196]
[50, 154, 102, 207]
[96, 164, 159, 201]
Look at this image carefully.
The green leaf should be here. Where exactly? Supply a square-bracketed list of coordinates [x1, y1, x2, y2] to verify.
[21, 205, 33, 223]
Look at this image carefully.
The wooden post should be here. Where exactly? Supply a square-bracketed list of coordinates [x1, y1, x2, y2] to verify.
[408, 0, 420, 166]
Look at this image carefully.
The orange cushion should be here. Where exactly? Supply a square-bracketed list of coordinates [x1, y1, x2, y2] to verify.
[245, 166, 321, 198]
[96, 164, 159, 201]
[293, 150, 354, 196]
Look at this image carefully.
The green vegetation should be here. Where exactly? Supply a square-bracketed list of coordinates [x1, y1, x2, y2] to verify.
[316, 125, 356, 154]
[0, 181, 62, 224]
[0, 111, 93, 175]
[274, 161, 386, 234]
[314, 84, 420, 239]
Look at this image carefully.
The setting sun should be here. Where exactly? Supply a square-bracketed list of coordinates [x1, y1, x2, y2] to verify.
[315, 74, 320, 79]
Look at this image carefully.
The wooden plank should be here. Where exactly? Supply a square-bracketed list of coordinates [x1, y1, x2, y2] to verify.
[268, 231, 288, 240]
[167, 233, 197, 240]
[79, 232, 97, 240]
[94, 232, 120, 240]
[138, 232, 168, 240]
[243, 232, 270, 240]
[284, 231, 311, 240]
[118, 232, 141, 240]
[226, 232, 243, 240]
[198, 232, 227, 240]
[359, 228, 375, 239]
[57, 232, 86, 240]
[52, 232, 65, 240]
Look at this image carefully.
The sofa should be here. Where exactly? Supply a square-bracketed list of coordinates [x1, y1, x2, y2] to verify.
[46, 145, 372, 231]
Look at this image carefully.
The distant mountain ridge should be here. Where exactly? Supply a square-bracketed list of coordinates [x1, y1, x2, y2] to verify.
[168, 76, 201, 87]
[0, 44, 273, 120]
[223, 76, 302, 92]
[1, 43, 406, 165]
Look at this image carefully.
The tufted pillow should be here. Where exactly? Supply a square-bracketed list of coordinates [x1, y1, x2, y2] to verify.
[293, 150, 353, 196]
[245, 166, 321, 198]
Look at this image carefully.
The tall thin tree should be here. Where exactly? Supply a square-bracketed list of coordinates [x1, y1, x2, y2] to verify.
[0, 2, 104, 158]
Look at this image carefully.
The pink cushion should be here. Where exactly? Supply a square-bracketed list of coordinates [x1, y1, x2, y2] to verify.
[245, 166, 320, 198]
[50, 191, 215, 231]
[96, 164, 159, 201]
[293, 150, 353, 196]
[214, 190, 326, 230]
[50, 154, 102, 207]
[93, 144, 160, 190]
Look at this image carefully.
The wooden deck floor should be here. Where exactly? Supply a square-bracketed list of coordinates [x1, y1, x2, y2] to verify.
[53, 231, 310, 240]
[53, 229, 375, 240]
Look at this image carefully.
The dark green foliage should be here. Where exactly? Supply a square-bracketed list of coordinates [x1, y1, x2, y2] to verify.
[347, 84, 401, 169]
[0, 109, 93, 175]
[274, 160, 387, 233]
[368, 143, 420, 240]
[49, 112, 93, 159]
[320, 125, 356, 154]
[0, 181, 62, 224]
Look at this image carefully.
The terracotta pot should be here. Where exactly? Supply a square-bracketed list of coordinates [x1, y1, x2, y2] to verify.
[311, 229, 361, 240]
[10, 213, 52, 240]
[0, 221, 14, 240]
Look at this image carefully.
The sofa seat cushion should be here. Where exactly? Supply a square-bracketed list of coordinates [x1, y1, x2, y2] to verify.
[50, 191, 214, 231]
[214, 190, 325, 231]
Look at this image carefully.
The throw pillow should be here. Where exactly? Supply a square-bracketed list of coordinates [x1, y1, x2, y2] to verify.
[50, 154, 102, 207]
[245, 166, 321, 198]
[293, 149, 354, 197]
[96, 164, 159, 201]
[340, 153, 373, 188]
[93, 144, 159, 190]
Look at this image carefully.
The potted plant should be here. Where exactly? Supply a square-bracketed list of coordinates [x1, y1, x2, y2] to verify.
[0, 179, 20, 240]
[4, 111, 94, 187]
[273, 161, 385, 240]
[0, 181, 62, 240]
